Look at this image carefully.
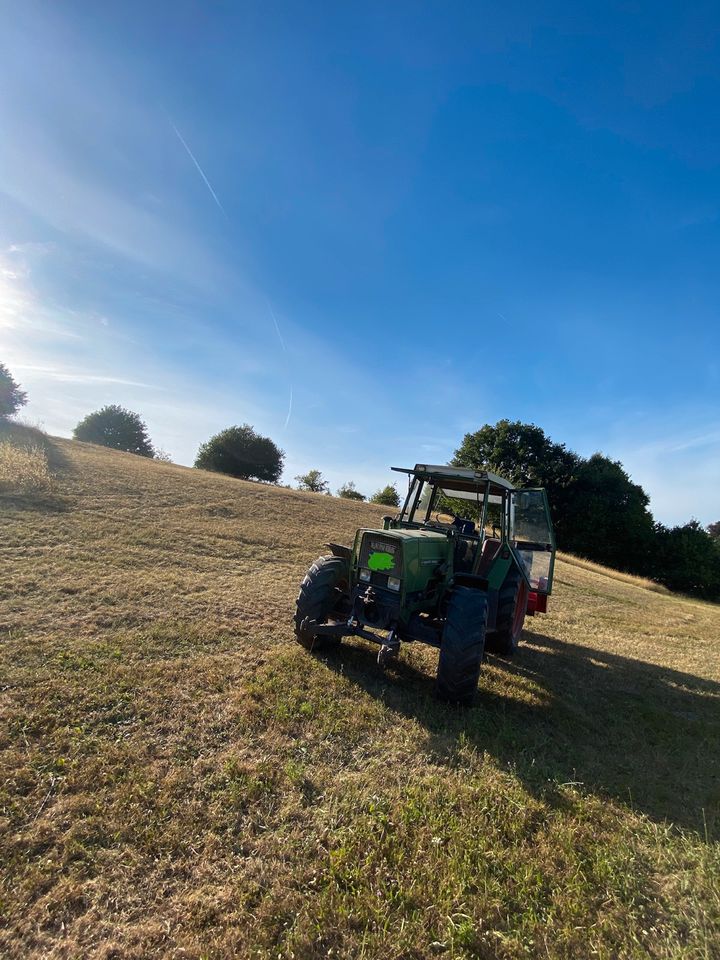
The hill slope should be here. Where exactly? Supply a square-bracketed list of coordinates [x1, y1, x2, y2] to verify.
[1, 436, 719, 959]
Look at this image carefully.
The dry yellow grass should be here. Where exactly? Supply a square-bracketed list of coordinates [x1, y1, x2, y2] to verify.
[0, 440, 51, 493]
[558, 551, 671, 594]
[1, 431, 719, 959]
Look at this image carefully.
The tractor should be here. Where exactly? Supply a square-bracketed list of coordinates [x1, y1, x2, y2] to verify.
[293, 463, 555, 704]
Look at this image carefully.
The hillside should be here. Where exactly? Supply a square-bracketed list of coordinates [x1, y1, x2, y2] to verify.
[1, 434, 719, 959]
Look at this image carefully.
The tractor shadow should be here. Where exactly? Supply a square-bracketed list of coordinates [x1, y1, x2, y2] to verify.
[322, 630, 720, 839]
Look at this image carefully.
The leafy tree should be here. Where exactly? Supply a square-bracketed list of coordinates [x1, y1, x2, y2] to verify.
[654, 521, 720, 600]
[0, 362, 28, 419]
[370, 484, 400, 507]
[73, 405, 155, 457]
[453, 419, 580, 538]
[195, 424, 284, 482]
[153, 449, 173, 464]
[454, 418, 720, 599]
[561, 453, 655, 572]
[337, 481, 365, 501]
[295, 469, 328, 493]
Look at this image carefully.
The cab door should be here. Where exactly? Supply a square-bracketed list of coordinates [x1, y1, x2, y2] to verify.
[508, 489, 555, 595]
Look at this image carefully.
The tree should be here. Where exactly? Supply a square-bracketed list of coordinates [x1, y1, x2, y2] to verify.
[153, 449, 173, 464]
[337, 481, 365, 501]
[295, 469, 328, 493]
[453, 419, 580, 539]
[370, 484, 400, 507]
[453, 418, 720, 598]
[195, 424, 284, 482]
[561, 453, 655, 572]
[654, 521, 720, 600]
[0, 362, 28, 419]
[73, 405, 155, 457]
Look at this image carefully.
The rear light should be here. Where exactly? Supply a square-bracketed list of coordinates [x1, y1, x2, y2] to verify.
[359, 569, 371, 582]
[387, 577, 401, 592]
[527, 591, 548, 615]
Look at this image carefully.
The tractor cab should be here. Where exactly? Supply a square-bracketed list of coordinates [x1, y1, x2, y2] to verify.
[293, 462, 556, 706]
[390, 464, 555, 598]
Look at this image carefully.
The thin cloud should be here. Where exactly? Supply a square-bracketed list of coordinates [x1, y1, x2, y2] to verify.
[636, 429, 720, 457]
[170, 121, 227, 218]
[13, 364, 162, 389]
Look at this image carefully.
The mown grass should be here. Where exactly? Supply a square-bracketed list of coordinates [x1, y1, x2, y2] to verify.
[1, 430, 719, 958]
[558, 552, 671, 594]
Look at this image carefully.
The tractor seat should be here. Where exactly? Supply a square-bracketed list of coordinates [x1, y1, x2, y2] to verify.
[453, 535, 476, 573]
[476, 538, 501, 577]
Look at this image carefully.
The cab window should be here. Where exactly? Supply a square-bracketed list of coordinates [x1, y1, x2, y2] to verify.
[510, 490, 555, 592]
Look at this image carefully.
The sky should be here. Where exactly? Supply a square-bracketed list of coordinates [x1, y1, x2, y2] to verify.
[1, 0, 718, 525]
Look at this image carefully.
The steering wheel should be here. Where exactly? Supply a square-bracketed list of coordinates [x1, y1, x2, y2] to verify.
[425, 513, 457, 536]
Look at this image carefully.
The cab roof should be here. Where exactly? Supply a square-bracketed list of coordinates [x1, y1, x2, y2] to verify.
[391, 463, 516, 494]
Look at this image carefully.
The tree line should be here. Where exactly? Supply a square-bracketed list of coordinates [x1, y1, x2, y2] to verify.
[2, 363, 717, 597]
[454, 420, 720, 600]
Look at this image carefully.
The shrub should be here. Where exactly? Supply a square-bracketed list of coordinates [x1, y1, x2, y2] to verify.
[295, 469, 328, 493]
[337, 481, 365, 501]
[0, 363, 28, 419]
[370, 484, 400, 507]
[195, 425, 284, 483]
[73, 405, 155, 457]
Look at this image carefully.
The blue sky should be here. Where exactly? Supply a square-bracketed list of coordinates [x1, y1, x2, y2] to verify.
[1, 1, 718, 525]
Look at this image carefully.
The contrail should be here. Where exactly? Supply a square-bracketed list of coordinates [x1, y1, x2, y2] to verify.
[170, 121, 227, 217]
[268, 301, 293, 430]
[268, 303, 287, 353]
[284, 385, 294, 430]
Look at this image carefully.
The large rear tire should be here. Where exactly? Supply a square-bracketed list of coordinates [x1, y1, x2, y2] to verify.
[435, 587, 488, 705]
[485, 568, 528, 657]
[294, 555, 350, 651]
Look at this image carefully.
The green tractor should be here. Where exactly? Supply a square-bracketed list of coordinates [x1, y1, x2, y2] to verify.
[294, 464, 555, 704]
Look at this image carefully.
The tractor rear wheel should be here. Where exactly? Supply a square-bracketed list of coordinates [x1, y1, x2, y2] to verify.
[294, 555, 350, 651]
[435, 587, 488, 705]
[486, 568, 528, 657]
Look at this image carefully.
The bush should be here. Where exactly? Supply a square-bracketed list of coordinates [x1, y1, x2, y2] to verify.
[0, 363, 28, 419]
[337, 481, 365, 501]
[295, 469, 328, 493]
[195, 424, 284, 483]
[370, 484, 400, 507]
[73, 405, 155, 457]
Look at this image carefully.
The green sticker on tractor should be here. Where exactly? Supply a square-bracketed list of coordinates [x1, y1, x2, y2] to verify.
[368, 551, 395, 572]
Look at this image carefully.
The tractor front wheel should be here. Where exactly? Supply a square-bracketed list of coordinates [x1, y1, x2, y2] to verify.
[435, 587, 488, 705]
[294, 555, 350, 651]
[485, 569, 528, 657]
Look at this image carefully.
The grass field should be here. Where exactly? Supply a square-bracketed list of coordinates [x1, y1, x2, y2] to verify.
[1, 429, 719, 959]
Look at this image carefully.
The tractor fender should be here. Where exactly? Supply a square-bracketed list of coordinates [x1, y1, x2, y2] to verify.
[326, 542, 352, 562]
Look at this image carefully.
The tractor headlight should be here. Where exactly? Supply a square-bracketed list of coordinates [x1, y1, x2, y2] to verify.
[359, 568, 371, 582]
[387, 576, 401, 592]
